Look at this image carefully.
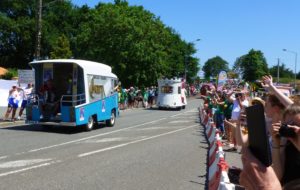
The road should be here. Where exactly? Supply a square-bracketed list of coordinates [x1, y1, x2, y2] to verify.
[0, 97, 242, 190]
[0, 98, 210, 190]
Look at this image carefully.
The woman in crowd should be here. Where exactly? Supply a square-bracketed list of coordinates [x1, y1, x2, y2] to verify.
[225, 90, 249, 151]
[271, 104, 300, 186]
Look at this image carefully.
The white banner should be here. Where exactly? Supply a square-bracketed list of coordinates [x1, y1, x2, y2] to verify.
[18, 69, 34, 84]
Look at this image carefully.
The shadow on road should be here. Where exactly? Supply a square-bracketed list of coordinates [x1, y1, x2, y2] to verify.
[0, 123, 108, 135]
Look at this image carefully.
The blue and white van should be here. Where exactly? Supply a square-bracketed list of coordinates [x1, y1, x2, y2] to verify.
[26, 59, 118, 131]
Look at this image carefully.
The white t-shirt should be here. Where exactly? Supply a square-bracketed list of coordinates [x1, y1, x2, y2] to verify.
[22, 87, 33, 100]
[231, 98, 249, 120]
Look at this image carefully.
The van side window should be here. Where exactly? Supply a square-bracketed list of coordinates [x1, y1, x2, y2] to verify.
[88, 75, 106, 101]
[178, 87, 181, 94]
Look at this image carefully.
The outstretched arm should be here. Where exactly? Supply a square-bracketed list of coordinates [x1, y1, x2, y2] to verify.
[261, 75, 293, 107]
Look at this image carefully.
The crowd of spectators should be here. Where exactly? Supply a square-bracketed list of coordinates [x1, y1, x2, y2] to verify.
[115, 83, 199, 110]
[200, 75, 300, 190]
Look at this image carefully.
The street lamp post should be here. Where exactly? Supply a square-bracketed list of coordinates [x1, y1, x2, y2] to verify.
[277, 58, 280, 84]
[184, 39, 200, 82]
[283, 48, 298, 89]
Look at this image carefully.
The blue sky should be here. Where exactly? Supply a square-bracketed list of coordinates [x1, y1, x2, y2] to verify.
[71, 0, 300, 74]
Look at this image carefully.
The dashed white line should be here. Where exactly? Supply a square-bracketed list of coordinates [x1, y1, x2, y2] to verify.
[134, 126, 176, 130]
[168, 120, 191, 124]
[0, 159, 52, 168]
[0, 160, 60, 177]
[0, 156, 8, 160]
[170, 109, 197, 118]
[78, 124, 198, 158]
[29, 118, 167, 153]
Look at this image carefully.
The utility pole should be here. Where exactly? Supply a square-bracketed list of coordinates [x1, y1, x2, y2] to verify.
[34, 0, 42, 60]
[277, 58, 280, 84]
[283, 49, 298, 90]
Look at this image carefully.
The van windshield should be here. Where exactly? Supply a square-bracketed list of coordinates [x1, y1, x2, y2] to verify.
[161, 86, 173, 93]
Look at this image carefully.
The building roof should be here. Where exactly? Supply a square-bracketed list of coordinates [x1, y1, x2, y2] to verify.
[0, 67, 8, 76]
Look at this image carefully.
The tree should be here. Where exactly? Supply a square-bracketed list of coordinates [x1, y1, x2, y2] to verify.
[232, 55, 246, 79]
[238, 49, 269, 82]
[202, 56, 229, 79]
[184, 41, 200, 83]
[0, 1, 198, 87]
[227, 71, 239, 79]
[74, 2, 197, 87]
[0, 0, 36, 68]
[50, 34, 72, 59]
[269, 63, 294, 79]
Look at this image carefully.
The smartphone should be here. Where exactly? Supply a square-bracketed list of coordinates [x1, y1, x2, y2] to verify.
[246, 104, 272, 167]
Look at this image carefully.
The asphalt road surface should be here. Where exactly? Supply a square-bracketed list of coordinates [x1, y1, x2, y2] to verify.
[0, 98, 241, 190]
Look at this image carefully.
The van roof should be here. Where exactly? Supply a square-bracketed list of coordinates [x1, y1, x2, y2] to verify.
[30, 59, 117, 78]
[158, 78, 182, 83]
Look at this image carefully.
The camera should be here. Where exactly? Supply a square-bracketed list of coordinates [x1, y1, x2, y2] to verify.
[279, 124, 296, 138]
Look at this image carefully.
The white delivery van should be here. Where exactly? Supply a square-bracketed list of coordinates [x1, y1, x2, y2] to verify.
[156, 78, 187, 110]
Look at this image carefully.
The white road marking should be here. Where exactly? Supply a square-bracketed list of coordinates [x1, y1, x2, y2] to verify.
[173, 116, 198, 119]
[0, 156, 8, 160]
[170, 109, 196, 118]
[78, 124, 198, 157]
[168, 120, 191, 124]
[15, 152, 27, 156]
[0, 159, 52, 168]
[0, 160, 60, 177]
[83, 137, 126, 143]
[134, 126, 176, 130]
[186, 110, 198, 113]
[84, 137, 126, 143]
[29, 118, 167, 153]
[82, 136, 149, 143]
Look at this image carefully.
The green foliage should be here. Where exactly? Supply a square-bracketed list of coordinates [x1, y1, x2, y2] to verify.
[50, 34, 72, 59]
[0, 1, 198, 87]
[232, 55, 246, 78]
[227, 71, 239, 79]
[202, 56, 229, 78]
[1, 68, 17, 80]
[269, 64, 294, 79]
[237, 49, 269, 82]
[1, 72, 13, 80]
[0, 0, 36, 68]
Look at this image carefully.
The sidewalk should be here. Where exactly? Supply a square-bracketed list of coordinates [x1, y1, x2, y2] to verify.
[0, 106, 26, 127]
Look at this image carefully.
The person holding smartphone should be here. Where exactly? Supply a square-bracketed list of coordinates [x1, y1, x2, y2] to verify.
[225, 91, 249, 151]
[271, 104, 300, 186]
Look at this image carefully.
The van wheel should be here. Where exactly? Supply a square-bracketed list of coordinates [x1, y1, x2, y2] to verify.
[182, 105, 186, 109]
[85, 116, 94, 131]
[106, 110, 116, 127]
